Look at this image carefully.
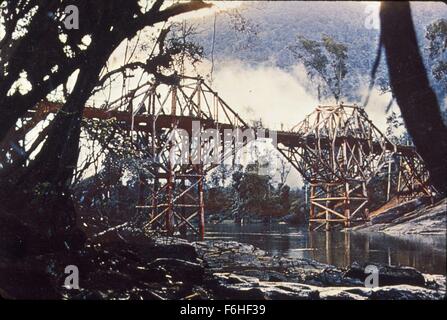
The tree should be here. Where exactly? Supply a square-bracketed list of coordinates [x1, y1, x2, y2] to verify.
[385, 111, 412, 145]
[0, 0, 211, 252]
[289, 34, 348, 103]
[279, 184, 290, 213]
[425, 19, 447, 104]
[231, 163, 268, 218]
[275, 155, 291, 186]
[380, 2, 447, 195]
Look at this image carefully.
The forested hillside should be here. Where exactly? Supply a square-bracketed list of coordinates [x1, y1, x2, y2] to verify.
[190, 1, 447, 106]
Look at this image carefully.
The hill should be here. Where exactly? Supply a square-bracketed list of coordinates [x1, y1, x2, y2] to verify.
[189, 2, 447, 105]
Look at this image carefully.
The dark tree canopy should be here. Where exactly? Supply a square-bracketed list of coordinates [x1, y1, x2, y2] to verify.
[0, 0, 211, 250]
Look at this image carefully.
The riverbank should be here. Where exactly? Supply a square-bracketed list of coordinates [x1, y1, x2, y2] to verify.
[202, 220, 446, 275]
[192, 239, 445, 299]
[353, 198, 446, 235]
[1, 228, 444, 300]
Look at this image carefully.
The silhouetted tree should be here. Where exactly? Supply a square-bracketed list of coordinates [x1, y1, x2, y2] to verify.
[380, 2, 447, 195]
[0, 0, 211, 252]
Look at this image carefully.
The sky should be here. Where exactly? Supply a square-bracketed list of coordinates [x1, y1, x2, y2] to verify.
[170, 0, 246, 20]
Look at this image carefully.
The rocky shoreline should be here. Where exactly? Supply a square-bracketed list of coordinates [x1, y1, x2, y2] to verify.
[0, 229, 445, 300]
[192, 239, 445, 300]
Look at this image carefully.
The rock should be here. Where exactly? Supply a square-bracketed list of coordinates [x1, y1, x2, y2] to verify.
[319, 285, 444, 300]
[209, 273, 320, 300]
[369, 285, 445, 300]
[70, 290, 109, 300]
[296, 267, 364, 287]
[193, 240, 445, 300]
[193, 240, 267, 270]
[1, 233, 442, 300]
[147, 242, 198, 263]
[85, 270, 137, 291]
[129, 265, 170, 284]
[424, 274, 446, 292]
[209, 271, 444, 300]
[318, 287, 370, 300]
[148, 258, 204, 284]
[344, 262, 426, 287]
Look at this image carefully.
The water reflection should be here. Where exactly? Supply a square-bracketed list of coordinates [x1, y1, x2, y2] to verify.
[202, 223, 447, 275]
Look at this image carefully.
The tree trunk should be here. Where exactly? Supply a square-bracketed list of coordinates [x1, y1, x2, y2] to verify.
[0, 62, 103, 254]
[380, 2, 447, 195]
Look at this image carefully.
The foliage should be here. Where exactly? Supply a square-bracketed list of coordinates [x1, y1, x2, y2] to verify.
[289, 34, 349, 103]
[164, 22, 205, 75]
[426, 19, 447, 95]
[192, 2, 446, 104]
[0, 0, 211, 245]
[204, 186, 234, 214]
[385, 111, 412, 145]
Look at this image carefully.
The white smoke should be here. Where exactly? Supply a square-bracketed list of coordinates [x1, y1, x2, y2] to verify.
[187, 58, 402, 187]
[191, 59, 319, 130]
[359, 85, 397, 132]
[184, 59, 318, 187]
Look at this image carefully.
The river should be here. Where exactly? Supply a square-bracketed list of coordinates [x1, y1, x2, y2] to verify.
[202, 222, 447, 275]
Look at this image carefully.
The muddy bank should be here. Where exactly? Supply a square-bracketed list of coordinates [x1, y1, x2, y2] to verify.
[353, 198, 446, 235]
[1, 229, 444, 300]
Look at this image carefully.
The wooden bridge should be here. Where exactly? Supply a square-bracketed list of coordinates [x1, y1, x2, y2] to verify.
[3, 76, 436, 237]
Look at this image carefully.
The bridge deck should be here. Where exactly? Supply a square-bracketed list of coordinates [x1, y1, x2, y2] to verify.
[30, 102, 418, 158]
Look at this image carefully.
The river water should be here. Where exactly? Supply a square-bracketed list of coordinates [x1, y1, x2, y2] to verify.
[203, 222, 447, 275]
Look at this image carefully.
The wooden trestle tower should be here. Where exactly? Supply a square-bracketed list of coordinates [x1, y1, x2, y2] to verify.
[129, 76, 249, 239]
[277, 105, 435, 231]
